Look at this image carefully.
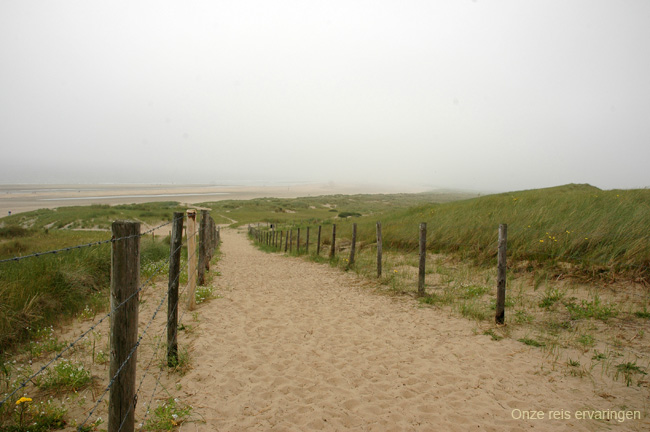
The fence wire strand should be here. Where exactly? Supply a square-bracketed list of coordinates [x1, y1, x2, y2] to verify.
[77, 220, 204, 431]
[0, 219, 178, 265]
[0, 218, 185, 408]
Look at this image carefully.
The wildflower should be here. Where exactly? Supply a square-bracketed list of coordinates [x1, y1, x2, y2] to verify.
[16, 397, 32, 405]
[394, 270, 398, 273]
[539, 240, 544, 243]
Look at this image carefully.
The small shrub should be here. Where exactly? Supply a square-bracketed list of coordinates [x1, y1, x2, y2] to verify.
[338, 212, 361, 218]
[0, 226, 31, 239]
[143, 397, 192, 431]
[577, 334, 595, 347]
[459, 284, 489, 299]
[195, 285, 216, 305]
[634, 307, 650, 319]
[538, 287, 565, 309]
[4, 397, 67, 432]
[36, 359, 91, 391]
[483, 329, 503, 341]
[518, 337, 545, 347]
[615, 362, 647, 387]
[564, 295, 618, 321]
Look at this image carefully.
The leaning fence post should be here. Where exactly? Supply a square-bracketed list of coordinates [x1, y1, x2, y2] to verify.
[376, 221, 382, 278]
[495, 224, 508, 325]
[330, 224, 336, 258]
[109, 221, 140, 432]
[187, 210, 198, 310]
[418, 222, 426, 296]
[167, 213, 183, 367]
[349, 223, 357, 266]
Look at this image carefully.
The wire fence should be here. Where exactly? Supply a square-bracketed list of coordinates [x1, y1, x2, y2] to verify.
[0, 212, 220, 432]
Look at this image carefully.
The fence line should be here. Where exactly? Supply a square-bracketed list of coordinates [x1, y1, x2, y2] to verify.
[1, 212, 220, 432]
[0, 220, 176, 265]
[0, 233, 180, 408]
[249, 220, 650, 325]
[78, 235, 193, 432]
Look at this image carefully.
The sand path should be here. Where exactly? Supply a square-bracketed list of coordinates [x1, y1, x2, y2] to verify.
[179, 228, 647, 431]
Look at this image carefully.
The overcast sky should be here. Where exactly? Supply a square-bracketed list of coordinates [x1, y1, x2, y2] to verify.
[1, 0, 649, 192]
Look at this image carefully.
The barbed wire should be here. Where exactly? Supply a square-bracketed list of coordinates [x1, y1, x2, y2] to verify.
[137, 244, 206, 431]
[0, 218, 180, 265]
[0, 219, 186, 408]
[257, 223, 649, 275]
[113, 251, 196, 432]
[77, 229, 200, 431]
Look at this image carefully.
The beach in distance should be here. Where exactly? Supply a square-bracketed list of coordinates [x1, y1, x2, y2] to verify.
[0, 182, 432, 217]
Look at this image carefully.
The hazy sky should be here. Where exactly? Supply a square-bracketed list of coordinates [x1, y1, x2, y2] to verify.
[1, 1, 649, 192]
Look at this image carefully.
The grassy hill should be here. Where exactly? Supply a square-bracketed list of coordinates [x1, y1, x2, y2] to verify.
[249, 184, 650, 281]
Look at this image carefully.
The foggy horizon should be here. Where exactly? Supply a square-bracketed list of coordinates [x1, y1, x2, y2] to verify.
[2, 1, 649, 193]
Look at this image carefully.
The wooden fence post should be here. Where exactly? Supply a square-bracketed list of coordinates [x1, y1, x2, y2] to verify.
[376, 221, 382, 278]
[289, 230, 293, 253]
[109, 221, 140, 432]
[187, 210, 198, 310]
[495, 224, 508, 325]
[284, 230, 289, 252]
[305, 227, 310, 254]
[167, 213, 183, 367]
[418, 222, 426, 296]
[198, 210, 209, 286]
[349, 223, 357, 266]
[297, 228, 301, 254]
[279, 230, 283, 251]
[330, 224, 336, 258]
[317, 225, 322, 255]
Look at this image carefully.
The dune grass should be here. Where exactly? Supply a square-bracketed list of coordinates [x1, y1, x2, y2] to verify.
[0, 202, 201, 354]
[265, 184, 650, 282]
[250, 184, 650, 387]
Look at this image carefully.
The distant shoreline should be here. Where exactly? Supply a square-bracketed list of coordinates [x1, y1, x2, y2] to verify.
[0, 182, 431, 217]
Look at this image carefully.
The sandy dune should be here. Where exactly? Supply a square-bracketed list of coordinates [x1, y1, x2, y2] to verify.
[177, 229, 648, 431]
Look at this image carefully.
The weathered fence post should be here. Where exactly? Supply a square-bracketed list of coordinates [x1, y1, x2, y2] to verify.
[284, 230, 289, 252]
[317, 225, 322, 255]
[305, 227, 310, 254]
[297, 228, 301, 254]
[289, 230, 293, 253]
[330, 224, 336, 258]
[109, 221, 140, 432]
[187, 210, 198, 310]
[418, 222, 426, 296]
[167, 212, 183, 367]
[279, 230, 283, 251]
[349, 223, 357, 266]
[495, 224, 508, 325]
[198, 210, 209, 286]
[376, 221, 382, 278]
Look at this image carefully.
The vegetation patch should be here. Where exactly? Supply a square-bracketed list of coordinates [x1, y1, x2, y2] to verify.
[564, 295, 618, 321]
[35, 359, 91, 391]
[518, 337, 545, 347]
[143, 397, 193, 431]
